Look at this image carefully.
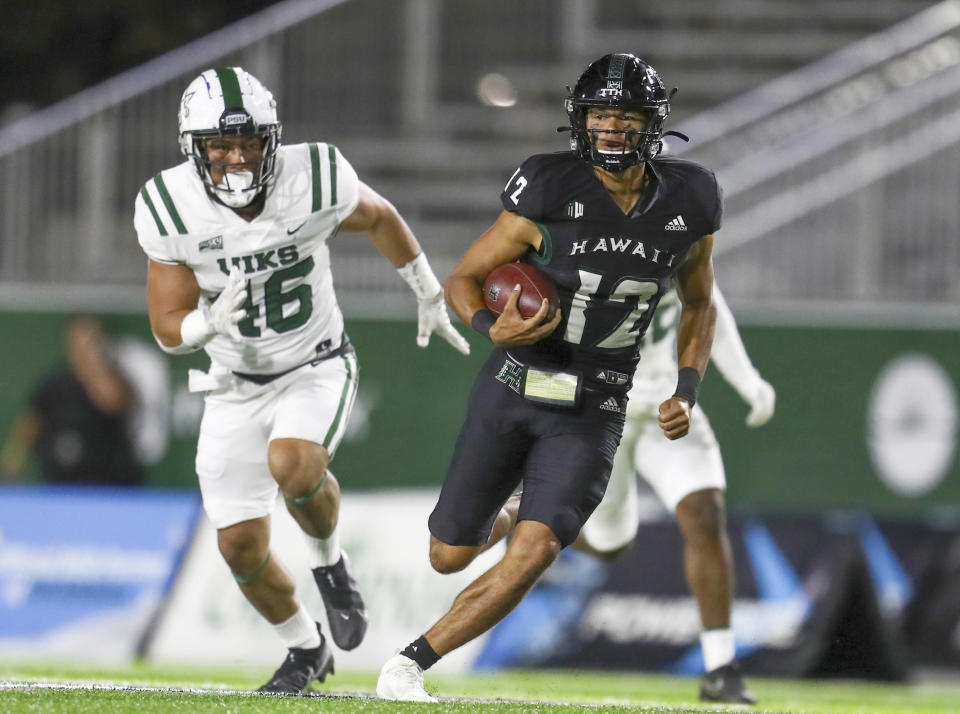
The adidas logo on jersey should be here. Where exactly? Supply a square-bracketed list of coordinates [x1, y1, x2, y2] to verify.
[594, 368, 629, 386]
[599, 396, 622, 413]
[665, 215, 687, 231]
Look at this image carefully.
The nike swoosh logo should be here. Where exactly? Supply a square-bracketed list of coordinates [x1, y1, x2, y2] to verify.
[287, 221, 307, 235]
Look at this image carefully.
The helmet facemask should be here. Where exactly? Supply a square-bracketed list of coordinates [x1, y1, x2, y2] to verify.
[569, 102, 668, 171]
[565, 54, 672, 172]
[178, 67, 282, 208]
[188, 121, 280, 208]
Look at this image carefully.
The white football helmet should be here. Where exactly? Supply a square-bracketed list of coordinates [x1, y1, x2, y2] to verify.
[178, 67, 282, 208]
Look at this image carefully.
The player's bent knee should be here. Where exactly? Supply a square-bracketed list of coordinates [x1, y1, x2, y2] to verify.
[217, 522, 269, 571]
[268, 439, 329, 490]
[509, 523, 562, 570]
[429, 540, 479, 574]
[677, 489, 726, 540]
[430, 554, 467, 575]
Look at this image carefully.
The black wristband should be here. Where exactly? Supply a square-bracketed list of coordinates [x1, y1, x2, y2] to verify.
[673, 366, 701, 406]
[471, 308, 496, 338]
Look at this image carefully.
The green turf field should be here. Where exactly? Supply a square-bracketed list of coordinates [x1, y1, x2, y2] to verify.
[2, 662, 959, 714]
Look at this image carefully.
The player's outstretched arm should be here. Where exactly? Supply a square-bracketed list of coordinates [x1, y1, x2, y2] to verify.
[147, 260, 246, 355]
[343, 182, 469, 355]
[658, 234, 717, 440]
[709, 285, 776, 427]
[446, 210, 561, 347]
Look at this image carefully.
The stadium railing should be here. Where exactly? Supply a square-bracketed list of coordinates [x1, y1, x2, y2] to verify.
[0, 0, 955, 319]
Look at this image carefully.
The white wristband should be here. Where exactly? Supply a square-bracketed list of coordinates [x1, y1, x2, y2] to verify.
[180, 305, 215, 349]
[154, 334, 200, 355]
[397, 252, 442, 301]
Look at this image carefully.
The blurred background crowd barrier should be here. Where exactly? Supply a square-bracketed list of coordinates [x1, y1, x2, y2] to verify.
[2, 0, 958, 312]
[0, 0, 957, 680]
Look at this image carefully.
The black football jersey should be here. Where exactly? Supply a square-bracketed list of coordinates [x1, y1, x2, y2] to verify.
[499, 151, 721, 391]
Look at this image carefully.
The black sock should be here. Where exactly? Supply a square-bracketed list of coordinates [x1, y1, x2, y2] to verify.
[401, 635, 441, 671]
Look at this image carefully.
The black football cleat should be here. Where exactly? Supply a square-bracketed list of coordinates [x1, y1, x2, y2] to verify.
[312, 552, 368, 650]
[699, 662, 757, 705]
[258, 625, 334, 694]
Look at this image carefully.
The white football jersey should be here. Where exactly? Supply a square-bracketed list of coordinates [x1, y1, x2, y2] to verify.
[134, 142, 360, 374]
[630, 284, 764, 412]
[630, 287, 683, 408]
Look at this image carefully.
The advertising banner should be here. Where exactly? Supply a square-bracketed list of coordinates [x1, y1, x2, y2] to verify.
[479, 513, 960, 679]
[146, 489, 504, 673]
[867, 515, 960, 668]
[0, 312, 956, 515]
[0, 485, 200, 662]
[702, 326, 959, 514]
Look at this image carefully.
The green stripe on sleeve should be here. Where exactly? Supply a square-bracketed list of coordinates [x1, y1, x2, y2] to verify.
[139, 186, 168, 236]
[533, 223, 554, 264]
[153, 174, 188, 234]
[309, 143, 323, 212]
[328, 144, 338, 207]
[215, 67, 243, 110]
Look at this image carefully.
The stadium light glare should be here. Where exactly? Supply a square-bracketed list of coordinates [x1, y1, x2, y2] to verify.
[476, 73, 517, 108]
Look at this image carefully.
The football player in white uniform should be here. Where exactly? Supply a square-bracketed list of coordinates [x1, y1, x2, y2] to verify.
[576, 282, 775, 704]
[134, 66, 469, 693]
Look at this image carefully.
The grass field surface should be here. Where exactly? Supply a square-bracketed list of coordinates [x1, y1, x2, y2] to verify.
[2, 662, 959, 714]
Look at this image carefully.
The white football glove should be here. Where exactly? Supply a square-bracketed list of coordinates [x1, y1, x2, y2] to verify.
[398, 252, 470, 355]
[417, 292, 470, 355]
[180, 267, 247, 347]
[744, 378, 776, 428]
[208, 267, 248, 340]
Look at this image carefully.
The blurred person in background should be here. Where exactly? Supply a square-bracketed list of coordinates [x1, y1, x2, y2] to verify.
[0, 314, 144, 486]
[575, 281, 774, 704]
[112, 333, 172, 469]
[135, 66, 468, 694]
[377, 53, 720, 702]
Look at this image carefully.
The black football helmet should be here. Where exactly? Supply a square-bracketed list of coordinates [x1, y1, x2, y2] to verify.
[565, 53, 674, 171]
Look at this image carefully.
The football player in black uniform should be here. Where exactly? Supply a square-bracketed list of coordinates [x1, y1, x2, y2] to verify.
[378, 53, 750, 704]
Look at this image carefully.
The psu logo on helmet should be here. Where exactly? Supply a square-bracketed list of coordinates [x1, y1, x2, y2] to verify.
[223, 112, 249, 126]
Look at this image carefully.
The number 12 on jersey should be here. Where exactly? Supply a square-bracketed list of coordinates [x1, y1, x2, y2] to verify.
[563, 269, 659, 348]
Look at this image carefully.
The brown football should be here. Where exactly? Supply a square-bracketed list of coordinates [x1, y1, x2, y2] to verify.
[482, 262, 559, 321]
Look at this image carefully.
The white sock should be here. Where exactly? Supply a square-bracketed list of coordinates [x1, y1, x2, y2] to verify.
[701, 628, 735, 672]
[273, 604, 321, 650]
[304, 526, 341, 568]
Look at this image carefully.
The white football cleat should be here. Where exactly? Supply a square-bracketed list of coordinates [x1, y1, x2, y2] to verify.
[376, 653, 438, 702]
